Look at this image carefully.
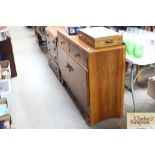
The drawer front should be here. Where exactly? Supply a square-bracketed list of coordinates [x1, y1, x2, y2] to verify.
[47, 33, 57, 47]
[48, 51, 59, 65]
[47, 38, 57, 48]
[70, 45, 88, 69]
[48, 55, 60, 78]
[58, 35, 69, 52]
[48, 45, 58, 56]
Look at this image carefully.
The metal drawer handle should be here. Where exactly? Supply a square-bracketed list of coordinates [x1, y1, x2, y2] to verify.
[61, 41, 65, 45]
[66, 63, 73, 72]
[69, 65, 73, 72]
[66, 63, 69, 68]
[75, 53, 80, 58]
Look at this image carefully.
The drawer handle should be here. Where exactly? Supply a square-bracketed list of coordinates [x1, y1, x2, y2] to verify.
[66, 63, 69, 68]
[53, 47, 56, 51]
[75, 53, 80, 58]
[53, 40, 56, 43]
[68, 65, 73, 72]
[54, 56, 57, 59]
[66, 63, 73, 72]
[61, 41, 65, 45]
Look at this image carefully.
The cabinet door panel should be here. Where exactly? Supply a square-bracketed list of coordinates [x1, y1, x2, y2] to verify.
[68, 56, 89, 114]
[58, 44, 89, 114]
[58, 45, 69, 83]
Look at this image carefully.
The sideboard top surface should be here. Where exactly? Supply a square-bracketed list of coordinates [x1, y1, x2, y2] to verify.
[57, 28, 125, 54]
[46, 26, 64, 39]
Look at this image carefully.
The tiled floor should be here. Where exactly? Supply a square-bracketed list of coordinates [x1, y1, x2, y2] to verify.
[9, 26, 155, 129]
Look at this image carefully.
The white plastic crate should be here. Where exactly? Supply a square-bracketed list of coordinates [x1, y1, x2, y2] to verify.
[0, 79, 11, 104]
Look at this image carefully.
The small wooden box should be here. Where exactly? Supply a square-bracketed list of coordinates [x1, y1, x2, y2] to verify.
[78, 27, 122, 48]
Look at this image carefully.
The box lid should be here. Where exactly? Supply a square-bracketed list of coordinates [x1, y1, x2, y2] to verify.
[79, 27, 121, 41]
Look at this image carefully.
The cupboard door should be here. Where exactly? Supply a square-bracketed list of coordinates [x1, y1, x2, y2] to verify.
[58, 44, 89, 114]
[58, 45, 69, 83]
[68, 56, 89, 114]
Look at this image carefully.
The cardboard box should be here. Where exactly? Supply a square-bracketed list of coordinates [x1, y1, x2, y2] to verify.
[0, 60, 11, 79]
[147, 76, 155, 99]
[0, 98, 9, 122]
[0, 113, 11, 129]
[0, 79, 11, 104]
[0, 98, 11, 129]
[0, 98, 8, 116]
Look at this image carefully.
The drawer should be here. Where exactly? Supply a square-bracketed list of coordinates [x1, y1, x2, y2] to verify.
[70, 45, 88, 69]
[47, 37, 57, 48]
[48, 51, 59, 65]
[48, 45, 58, 56]
[48, 55, 60, 78]
[58, 35, 69, 52]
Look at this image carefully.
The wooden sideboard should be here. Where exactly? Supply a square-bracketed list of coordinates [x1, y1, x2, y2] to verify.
[46, 27, 64, 80]
[57, 28, 126, 125]
[45, 27, 126, 125]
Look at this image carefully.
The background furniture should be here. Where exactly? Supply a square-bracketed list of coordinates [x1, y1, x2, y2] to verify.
[57, 28, 126, 125]
[0, 98, 11, 129]
[46, 27, 64, 80]
[34, 26, 47, 46]
[0, 38, 17, 77]
[126, 52, 155, 112]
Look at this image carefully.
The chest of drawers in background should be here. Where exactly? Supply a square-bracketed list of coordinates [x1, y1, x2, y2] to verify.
[45, 27, 64, 80]
[57, 28, 126, 125]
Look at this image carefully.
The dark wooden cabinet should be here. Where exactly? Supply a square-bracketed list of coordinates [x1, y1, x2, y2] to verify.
[57, 28, 126, 125]
[34, 26, 47, 46]
[0, 38, 17, 77]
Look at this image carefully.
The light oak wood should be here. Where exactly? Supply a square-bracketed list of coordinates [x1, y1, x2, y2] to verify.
[78, 28, 122, 48]
[46, 26, 64, 39]
[88, 47, 125, 124]
[57, 28, 126, 125]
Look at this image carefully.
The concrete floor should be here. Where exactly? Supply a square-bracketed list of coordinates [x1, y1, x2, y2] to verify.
[9, 27, 155, 129]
